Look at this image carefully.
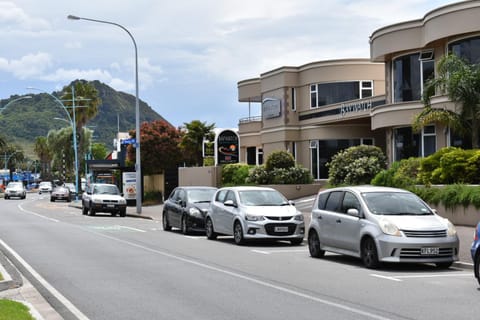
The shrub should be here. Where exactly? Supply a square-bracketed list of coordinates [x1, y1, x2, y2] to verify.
[143, 191, 163, 204]
[222, 163, 251, 185]
[372, 158, 421, 188]
[327, 145, 387, 186]
[265, 150, 295, 171]
[246, 166, 270, 184]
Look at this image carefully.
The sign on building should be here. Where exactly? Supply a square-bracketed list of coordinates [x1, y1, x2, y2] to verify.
[217, 130, 239, 165]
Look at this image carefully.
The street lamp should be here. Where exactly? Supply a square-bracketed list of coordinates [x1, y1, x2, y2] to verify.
[0, 95, 32, 114]
[4, 151, 17, 170]
[27, 87, 80, 201]
[67, 14, 142, 213]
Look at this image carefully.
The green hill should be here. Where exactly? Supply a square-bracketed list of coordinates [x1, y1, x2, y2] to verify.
[0, 80, 166, 155]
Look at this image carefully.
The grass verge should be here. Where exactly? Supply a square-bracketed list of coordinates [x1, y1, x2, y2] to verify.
[0, 299, 35, 320]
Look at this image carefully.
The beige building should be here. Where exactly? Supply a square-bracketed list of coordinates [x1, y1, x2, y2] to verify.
[237, 0, 480, 180]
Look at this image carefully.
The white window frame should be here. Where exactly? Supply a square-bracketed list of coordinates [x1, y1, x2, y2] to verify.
[360, 81, 373, 98]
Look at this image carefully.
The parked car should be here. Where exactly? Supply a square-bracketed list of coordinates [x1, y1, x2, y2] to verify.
[50, 185, 71, 202]
[308, 185, 459, 269]
[64, 183, 77, 199]
[471, 222, 480, 285]
[162, 186, 217, 234]
[4, 182, 26, 200]
[206, 186, 305, 245]
[38, 181, 53, 194]
[82, 183, 127, 217]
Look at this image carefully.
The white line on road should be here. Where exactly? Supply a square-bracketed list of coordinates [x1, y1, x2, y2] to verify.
[252, 249, 308, 255]
[117, 225, 147, 233]
[18, 204, 59, 223]
[371, 272, 473, 282]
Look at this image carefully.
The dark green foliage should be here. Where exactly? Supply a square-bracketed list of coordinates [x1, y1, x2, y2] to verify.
[144, 190, 163, 204]
[372, 158, 420, 188]
[222, 163, 251, 185]
[265, 150, 295, 171]
[246, 151, 313, 185]
[409, 185, 480, 210]
[327, 145, 387, 186]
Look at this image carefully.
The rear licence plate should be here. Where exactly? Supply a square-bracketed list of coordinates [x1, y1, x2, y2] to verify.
[421, 247, 439, 255]
[274, 226, 289, 232]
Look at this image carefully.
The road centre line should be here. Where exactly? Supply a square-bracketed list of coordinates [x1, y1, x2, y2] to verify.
[84, 230, 394, 320]
[18, 204, 59, 223]
[371, 272, 473, 282]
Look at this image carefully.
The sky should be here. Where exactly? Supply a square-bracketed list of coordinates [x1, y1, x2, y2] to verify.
[0, 0, 460, 131]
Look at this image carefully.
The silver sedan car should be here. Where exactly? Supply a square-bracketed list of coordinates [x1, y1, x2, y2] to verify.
[308, 186, 459, 269]
[205, 186, 305, 245]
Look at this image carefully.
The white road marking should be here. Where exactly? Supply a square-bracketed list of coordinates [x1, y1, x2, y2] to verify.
[0, 239, 89, 320]
[252, 249, 308, 255]
[371, 272, 473, 282]
[18, 204, 59, 223]
[117, 225, 146, 233]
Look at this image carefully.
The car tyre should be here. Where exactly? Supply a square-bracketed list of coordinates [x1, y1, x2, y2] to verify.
[181, 215, 190, 235]
[308, 230, 325, 258]
[82, 205, 88, 215]
[233, 221, 245, 245]
[50, 198, 55, 202]
[162, 212, 172, 231]
[119, 208, 126, 217]
[205, 217, 217, 240]
[89, 204, 96, 216]
[435, 262, 453, 269]
[361, 237, 380, 269]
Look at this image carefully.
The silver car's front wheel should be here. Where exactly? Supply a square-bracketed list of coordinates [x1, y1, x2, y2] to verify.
[233, 221, 245, 245]
[361, 237, 380, 269]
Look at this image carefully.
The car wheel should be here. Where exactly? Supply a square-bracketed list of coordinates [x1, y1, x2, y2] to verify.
[162, 212, 172, 231]
[361, 237, 380, 269]
[50, 198, 55, 202]
[205, 217, 217, 240]
[4, 196, 8, 200]
[435, 262, 453, 269]
[89, 204, 96, 216]
[119, 209, 126, 217]
[290, 238, 303, 246]
[181, 215, 190, 235]
[82, 206, 88, 215]
[308, 230, 325, 258]
[233, 221, 245, 245]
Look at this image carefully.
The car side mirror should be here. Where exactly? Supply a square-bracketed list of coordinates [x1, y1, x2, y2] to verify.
[288, 200, 295, 206]
[347, 208, 361, 218]
[224, 199, 237, 207]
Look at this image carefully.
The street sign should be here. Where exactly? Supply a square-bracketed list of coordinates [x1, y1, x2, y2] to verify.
[121, 138, 136, 145]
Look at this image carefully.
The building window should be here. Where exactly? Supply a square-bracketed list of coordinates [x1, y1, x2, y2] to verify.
[310, 81, 373, 108]
[393, 52, 434, 103]
[393, 127, 420, 161]
[291, 88, 296, 111]
[449, 36, 480, 64]
[257, 148, 263, 165]
[291, 141, 297, 160]
[422, 125, 436, 157]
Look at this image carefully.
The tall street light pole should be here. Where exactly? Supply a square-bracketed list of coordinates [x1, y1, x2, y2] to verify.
[0, 95, 32, 114]
[27, 87, 80, 200]
[68, 14, 142, 213]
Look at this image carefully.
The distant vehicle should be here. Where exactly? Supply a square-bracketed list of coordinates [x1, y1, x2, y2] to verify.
[82, 183, 127, 217]
[308, 185, 459, 269]
[162, 186, 217, 234]
[206, 186, 305, 245]
[50, 185, 71, 202]
[38, 181, 53, 194]
[64, 183, 77, 199]
[4, 182, 26, 200]
[471, 222, 480, 285]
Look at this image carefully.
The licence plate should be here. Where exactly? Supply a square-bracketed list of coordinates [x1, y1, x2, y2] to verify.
[107, 204, 115, 208]
[421, 247, 439, 255]
[274, 226, 289, 232]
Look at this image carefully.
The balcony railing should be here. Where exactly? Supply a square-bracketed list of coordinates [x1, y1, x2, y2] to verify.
[239, 116, 262, 124]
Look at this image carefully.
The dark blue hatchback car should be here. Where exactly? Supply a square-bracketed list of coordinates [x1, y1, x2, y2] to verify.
[471, 222, 480, 285]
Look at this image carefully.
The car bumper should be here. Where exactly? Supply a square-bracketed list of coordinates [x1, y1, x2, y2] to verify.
[242, 220, 305, 240]
[52, 195, 70, 200]
[187, 215, 206, 231]
[376, 234, 459, 263]
[6, 192, 25, 197]
[92, 203, 127, 212]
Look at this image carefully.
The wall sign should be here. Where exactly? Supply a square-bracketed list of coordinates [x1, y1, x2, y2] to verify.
[262, 98, 282, 119]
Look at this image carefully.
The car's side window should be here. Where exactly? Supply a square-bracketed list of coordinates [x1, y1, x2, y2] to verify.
[216, 190, 228, 202]
[178, 189, 186, 202]
[225, 191, 236, 204]
[317, 192, 329, 210]
[342, 192, 361, 214]
[324, 191, 344, 213]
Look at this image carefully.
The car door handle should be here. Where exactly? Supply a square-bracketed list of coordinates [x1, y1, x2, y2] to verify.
[336, 219, 342, 223]
[317, 215, 322, 220]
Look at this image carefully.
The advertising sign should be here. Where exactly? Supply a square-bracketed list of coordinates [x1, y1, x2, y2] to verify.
[217, 130, 239, 165]
[122, 172, 136, 200]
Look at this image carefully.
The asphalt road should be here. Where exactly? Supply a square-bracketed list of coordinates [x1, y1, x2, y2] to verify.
[1, 194, 479, 320]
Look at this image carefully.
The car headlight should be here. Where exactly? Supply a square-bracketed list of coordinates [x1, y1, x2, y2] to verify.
[379, 219, 402, 236]
[189, 207, 203, 218]
[245, 213, 264, 221]
[294, 213, 304, 221]
[446, 219, 457, 237]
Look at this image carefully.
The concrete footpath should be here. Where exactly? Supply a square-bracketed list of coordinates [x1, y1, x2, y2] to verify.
[0, 200, 476, 320]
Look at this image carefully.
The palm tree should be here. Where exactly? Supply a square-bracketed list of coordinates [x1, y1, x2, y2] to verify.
[413, 54, 480, 148]
[180, 120, 215, 166]
[34, 136, 52, 180]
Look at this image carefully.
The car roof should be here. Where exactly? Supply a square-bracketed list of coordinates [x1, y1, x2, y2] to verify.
[179, 186, 217, 190]
[321, 185, 410, 194]
[218, 186, 276, 192]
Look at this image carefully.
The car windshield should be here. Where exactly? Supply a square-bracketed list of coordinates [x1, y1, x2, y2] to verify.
[93, 185, 120, 195]
[362, 192, 433, 215]
[7, 182, 22, 188]
[238, 190, 288, 206]
[187, 189, 216, 203]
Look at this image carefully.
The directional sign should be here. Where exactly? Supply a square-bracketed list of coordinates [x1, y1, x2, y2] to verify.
[121, 138, 136, 145]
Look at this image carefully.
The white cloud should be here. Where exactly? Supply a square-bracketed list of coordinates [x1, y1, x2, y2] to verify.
[41, 68, 113, 83]
[0, 52, 52, 79]
[0, 1, 50, 31]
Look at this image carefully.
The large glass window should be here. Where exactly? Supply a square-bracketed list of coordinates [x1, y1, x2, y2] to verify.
[449, 36, 480, 64]
[422, 125, 436, 157]
[393, 54, 421, 102]
[310, 81, 373, 108]
[394, 127, 420, 161]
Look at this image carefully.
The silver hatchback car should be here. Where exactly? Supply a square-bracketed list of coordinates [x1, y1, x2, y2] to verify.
[308, 186, 459, 269]
[206, 186, 305, 245]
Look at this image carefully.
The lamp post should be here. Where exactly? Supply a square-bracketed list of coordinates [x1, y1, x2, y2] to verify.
[0, 95, 32, 114]
[27, 87, 80, 200]
[4, 151, 17, 170]
[68, 14, 142, 213]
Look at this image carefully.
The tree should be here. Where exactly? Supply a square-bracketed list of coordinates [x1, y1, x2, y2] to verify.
[127, 120, 183, 174]
[413, 54, 480, 148]
[34, 137, 52, 180]
[90, 143, 109, 160]
[180, 120, 215, 166]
